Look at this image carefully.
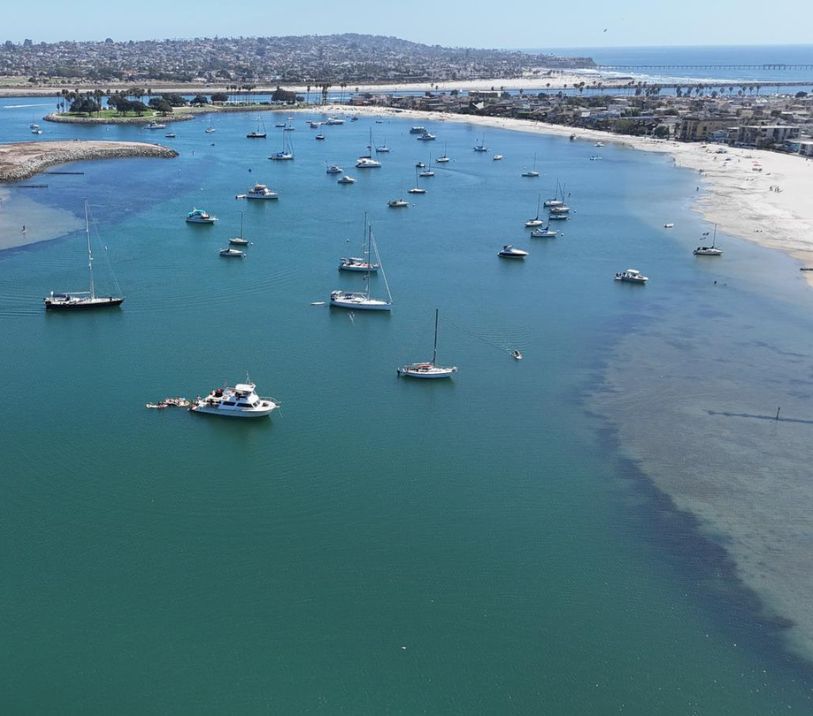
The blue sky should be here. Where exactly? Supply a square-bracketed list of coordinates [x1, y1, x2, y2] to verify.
[4, 0, 813, 47]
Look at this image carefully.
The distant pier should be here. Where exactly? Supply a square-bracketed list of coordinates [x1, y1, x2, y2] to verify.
[598, 63, 813, 72]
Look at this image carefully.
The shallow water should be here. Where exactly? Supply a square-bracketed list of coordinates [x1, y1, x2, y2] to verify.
[1, 102, 812, 713]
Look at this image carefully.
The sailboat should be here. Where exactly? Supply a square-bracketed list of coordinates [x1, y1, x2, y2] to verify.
[331, 224, 392, 310]
[693, 225, 723, 256]
[339, 214, 380, 272]
[521, 153, 540, 177]
[408, 168, 426, 194]
[356, 129, 381, 168]
[419, 156, 435, 177]
[229, 212, 250, 246]
[44, 202, 124, 311]
[474, 136, 488, 152]
[543, 180, 565, 208]
[398, 309, 458, 379]
[435, 143, 450, 163]
[246, 116, 267, 138]
[269, 129, 294, 160]
[525, 195, 544, 227]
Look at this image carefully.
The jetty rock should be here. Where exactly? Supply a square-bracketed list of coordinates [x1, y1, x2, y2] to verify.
[0, 140, 178, 182]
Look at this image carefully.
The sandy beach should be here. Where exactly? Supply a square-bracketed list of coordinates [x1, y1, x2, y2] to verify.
[306, 104, 813, 286]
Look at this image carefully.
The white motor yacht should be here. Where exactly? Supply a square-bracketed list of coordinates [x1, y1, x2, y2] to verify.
[190, 382, 279, 418]
[356, 156, 381, 169]
[186, 208, 217, 224]
[337, 175, 356, 184]
[326, 164, 343, 174]
[388, 199, 409, 208]
[245, 183, 278, 200]
[615, 268, 648, 284]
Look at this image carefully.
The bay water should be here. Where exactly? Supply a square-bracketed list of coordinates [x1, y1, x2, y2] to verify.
[1, 101, 812, 713]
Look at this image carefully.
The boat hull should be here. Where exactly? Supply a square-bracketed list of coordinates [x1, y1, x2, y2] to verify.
[330, 291, 391, 311]
[398, 364, 457, 379]
[44, 296, 124, 311]
[190, 401, 277, 418]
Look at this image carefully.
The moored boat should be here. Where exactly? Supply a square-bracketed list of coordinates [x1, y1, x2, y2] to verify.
[190, 382, 279, 418]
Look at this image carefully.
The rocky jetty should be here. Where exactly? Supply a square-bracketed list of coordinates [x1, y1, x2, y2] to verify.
[0, 140, 178, 182]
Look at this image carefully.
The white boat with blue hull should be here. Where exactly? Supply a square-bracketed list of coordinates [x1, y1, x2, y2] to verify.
[190, 382, 279, 418]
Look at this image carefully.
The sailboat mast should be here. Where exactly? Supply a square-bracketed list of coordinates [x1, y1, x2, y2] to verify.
[432, 308, 439, 365]
[85, 201, 95, 299]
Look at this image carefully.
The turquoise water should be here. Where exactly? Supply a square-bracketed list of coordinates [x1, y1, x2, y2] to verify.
[1, 104, 813, 713]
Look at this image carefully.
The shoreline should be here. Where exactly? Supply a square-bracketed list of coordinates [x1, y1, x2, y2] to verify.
[305, 104, 813, 286]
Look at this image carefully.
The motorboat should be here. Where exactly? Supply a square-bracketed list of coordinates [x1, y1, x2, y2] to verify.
[164, 132, 176, 138]
[531, 226, 557, 238]
[594, 142, 604, 147]
[375, 144, 391, 153]
[492, 154, 504, 161]
[315, 133, 326, 141]
[356, 156, 382, 168]
[498, 244, 528, 259]
[398, 309, 457, 379]
[615, 268, 648, 284]
[512, 350, 523, 360]
[415, 161, 426, 168]
[337, 175, 356, 184]
[245, 183, 278, 200]
[409, 126, 427, 134]
[189, 382, 279, 418]
[308, 120, 321, 129]
[219, 247, 245, 258]
[145, 121, 166, 130]
[326, 164, 343, 175]
[325, 117, 345, 125]
[388, 199, 409, 208]
[43, 201, 124, 311]
[664, 223, 674, 229]
[339, 256, 379, 272]
[417, 132, 436, 141]
[186, 208, 217, 224]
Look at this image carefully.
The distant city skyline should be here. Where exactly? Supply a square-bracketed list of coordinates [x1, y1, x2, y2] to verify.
[4, 0, 813, 49]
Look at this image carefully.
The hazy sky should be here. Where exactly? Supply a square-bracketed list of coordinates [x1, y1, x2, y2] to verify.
[4, 0, 813, 48]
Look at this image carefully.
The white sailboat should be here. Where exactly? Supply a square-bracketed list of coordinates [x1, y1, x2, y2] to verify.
[44, 201, 124, 310]
[269, 129, 294, 160]
[694, 225, 723, 256]
[398, 309, 458, 379]
[521, 153, 540, 177]
[229, 212, 250, 246]
[356, 129, 382, 168]
[408, 168, 427, 194]
[339, 214, 380, 272]
[525, 195, 544, 227]
[331, 224, 392, 310]
[436, 143, 450, 163]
